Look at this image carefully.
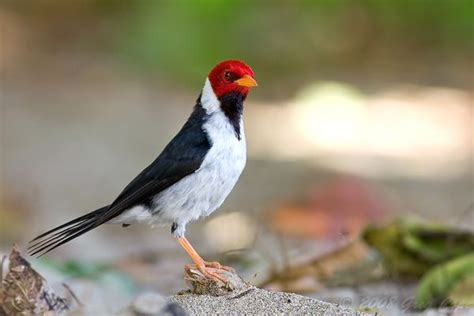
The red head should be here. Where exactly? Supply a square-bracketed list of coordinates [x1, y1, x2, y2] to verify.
[208, 60, 257, 99]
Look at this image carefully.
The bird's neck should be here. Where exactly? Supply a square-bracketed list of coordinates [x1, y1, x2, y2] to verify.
[200, 79, 245, 140]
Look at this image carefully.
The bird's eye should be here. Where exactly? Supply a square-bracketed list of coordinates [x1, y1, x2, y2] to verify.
[223, 71, 235, 82]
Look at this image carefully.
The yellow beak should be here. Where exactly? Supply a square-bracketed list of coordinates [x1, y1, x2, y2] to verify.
[235, 75, 258, 87]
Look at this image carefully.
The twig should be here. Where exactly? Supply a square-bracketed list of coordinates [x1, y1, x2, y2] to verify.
[62, 283, 83, 307]
[227, 287, 255, 300]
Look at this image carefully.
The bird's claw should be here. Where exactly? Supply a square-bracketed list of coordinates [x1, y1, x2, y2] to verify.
[184, 262, 230, 285]
[202, 261, 233, 272]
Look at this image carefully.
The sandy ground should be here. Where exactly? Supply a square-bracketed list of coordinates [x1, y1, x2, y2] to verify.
[171, 287, 360, 315]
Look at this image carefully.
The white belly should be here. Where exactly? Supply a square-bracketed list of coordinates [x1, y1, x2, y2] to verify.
[151, 111, 246, 227]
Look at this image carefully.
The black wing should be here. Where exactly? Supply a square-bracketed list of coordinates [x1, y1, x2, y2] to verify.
[29, 102, 211, 256]
[111, 105, 210, 209]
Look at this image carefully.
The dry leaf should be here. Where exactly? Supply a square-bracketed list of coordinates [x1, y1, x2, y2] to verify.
[0, 246, 69, 315]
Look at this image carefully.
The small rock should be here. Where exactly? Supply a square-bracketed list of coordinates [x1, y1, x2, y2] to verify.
[131, 292, 186, 316]
[132, 292, 166, 315]
[184, 267, 249, 296]
[159, 302, 187, 316]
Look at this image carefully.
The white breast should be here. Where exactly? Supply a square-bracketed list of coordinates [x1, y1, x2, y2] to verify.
[151, 111, 246, 227]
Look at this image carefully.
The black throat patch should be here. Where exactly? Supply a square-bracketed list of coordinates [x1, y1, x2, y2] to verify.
[218, 92, 245, 140]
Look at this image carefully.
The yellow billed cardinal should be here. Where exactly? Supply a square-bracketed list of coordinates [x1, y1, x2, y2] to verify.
[29, 60, 257, 283]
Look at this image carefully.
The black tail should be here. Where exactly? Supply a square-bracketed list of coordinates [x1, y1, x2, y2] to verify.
[28, 205, 110, 257]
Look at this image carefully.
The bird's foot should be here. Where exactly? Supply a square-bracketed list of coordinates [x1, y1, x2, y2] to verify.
[184, 261, 231, 285]
[202, 260, 233, 272]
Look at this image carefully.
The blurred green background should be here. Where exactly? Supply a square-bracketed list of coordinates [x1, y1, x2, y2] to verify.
[2, 0, 473, 90]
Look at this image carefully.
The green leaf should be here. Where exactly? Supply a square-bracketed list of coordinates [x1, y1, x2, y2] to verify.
[362, 219, 474, 278]
[415, 253, 474, 309]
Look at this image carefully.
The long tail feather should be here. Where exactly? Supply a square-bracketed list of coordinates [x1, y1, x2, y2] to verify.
[28, 205, 109, 257]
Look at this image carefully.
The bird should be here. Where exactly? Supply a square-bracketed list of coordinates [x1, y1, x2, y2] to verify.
[28, 60, 257, 283]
